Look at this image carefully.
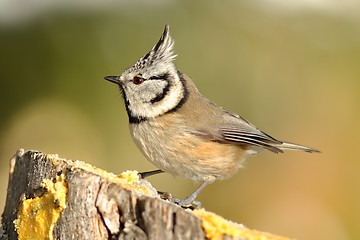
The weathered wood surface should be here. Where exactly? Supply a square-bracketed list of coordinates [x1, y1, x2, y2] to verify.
[0, 149, 291, 240]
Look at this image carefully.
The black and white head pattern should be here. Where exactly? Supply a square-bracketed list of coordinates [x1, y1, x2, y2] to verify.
[118, 25, 187, 123]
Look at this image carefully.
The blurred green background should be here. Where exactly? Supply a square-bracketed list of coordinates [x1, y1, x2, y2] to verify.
[1, 0, 359, 239]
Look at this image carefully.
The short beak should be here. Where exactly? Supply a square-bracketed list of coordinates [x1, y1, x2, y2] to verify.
[104, 76, 120, 84]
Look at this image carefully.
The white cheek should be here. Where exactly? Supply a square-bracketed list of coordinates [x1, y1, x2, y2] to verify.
[127, 79, 184, 118]
[139, 83, 166, 103]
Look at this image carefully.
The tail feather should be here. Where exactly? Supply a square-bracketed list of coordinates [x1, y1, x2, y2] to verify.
[277, 141, 320, 153]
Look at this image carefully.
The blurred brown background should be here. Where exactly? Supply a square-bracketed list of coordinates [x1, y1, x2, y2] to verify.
[1, 0, 359, 239]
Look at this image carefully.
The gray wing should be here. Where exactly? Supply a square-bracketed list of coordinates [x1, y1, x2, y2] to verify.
[218, 112, 284, 153]
[220, 126, 283, 153]
[190, 112, 284, 153]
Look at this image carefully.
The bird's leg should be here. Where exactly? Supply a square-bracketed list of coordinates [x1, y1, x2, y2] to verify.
[139, 169, 164, 179]
[175, 179, 214, 207]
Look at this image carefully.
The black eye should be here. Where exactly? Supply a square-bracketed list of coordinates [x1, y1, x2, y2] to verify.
[132, 76, 144, 85]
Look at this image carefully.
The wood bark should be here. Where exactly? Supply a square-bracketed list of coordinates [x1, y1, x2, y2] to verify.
[0, 149, 291, 240]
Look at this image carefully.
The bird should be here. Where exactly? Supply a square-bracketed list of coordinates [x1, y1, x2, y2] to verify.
[104, 25, 319, 206]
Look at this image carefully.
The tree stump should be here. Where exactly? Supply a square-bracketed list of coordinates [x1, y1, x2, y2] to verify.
[0, 149, 292, 240]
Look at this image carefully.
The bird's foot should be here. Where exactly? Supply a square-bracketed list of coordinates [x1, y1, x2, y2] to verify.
[158, 191, 202, 209]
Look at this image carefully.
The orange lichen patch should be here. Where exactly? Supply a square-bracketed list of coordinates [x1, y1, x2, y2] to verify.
[193, 209, 293, 240]
[14, 174, 68, 240]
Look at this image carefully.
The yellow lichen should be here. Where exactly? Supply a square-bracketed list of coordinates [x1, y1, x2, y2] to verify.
[115, 170, 154, 194]
[51, 156, 157, 197]
[14, 174, 68, 240]
[117, 170, 140, 184]
[193, 209, 292, 240]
